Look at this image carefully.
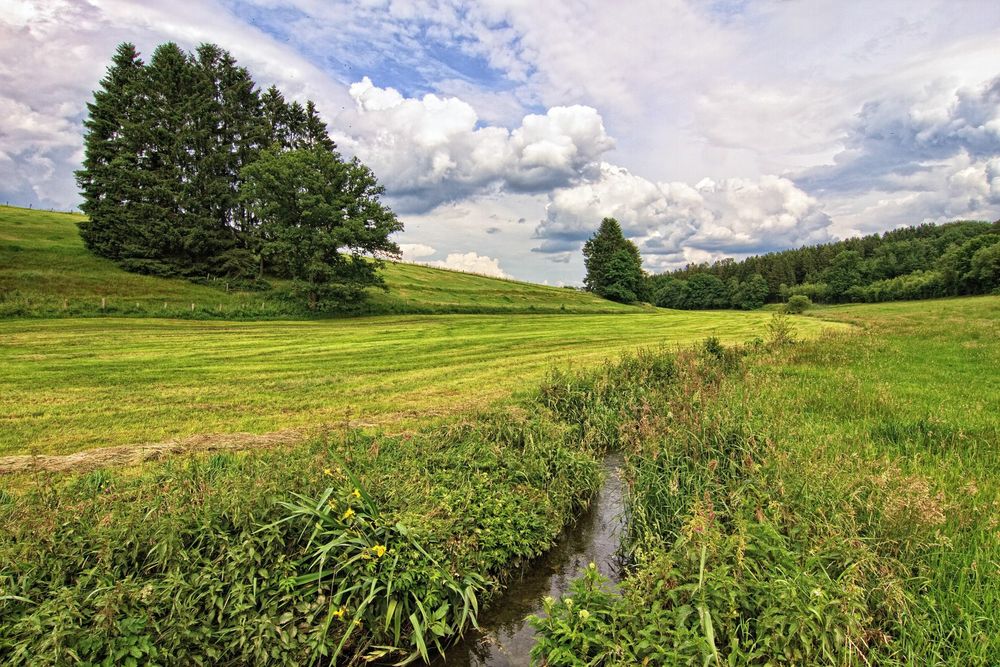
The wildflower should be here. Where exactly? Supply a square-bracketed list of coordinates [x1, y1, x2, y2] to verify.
[564, 597, 573, 608]
[323, 468, 333, 477]
[578, 609, 590, 621]
[371, 544, 387, 558]
[352, 488, 362, 499]
[342, 508, 355, 521]
[332, 606, 347, 620]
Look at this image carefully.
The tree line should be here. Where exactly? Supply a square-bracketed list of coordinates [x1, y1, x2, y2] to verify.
[76, 42, 401, 308]
[583, 218, 1000, 309]
[582, 218, 770, 310]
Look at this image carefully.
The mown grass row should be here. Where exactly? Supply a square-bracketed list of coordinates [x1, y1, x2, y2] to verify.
[530, 297, 1000, 665]
[0, 311, 839, 457]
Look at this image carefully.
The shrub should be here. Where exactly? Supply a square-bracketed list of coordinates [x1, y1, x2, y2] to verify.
[784, 294, 811, 313]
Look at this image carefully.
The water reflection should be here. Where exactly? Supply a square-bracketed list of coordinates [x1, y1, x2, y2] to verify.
[434, 454, 624, 666]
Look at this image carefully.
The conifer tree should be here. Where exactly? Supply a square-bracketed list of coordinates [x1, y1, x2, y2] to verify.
[76, 43, 146, 259]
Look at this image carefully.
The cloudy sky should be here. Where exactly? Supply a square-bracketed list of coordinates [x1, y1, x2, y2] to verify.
[3, 1, 1000, 283]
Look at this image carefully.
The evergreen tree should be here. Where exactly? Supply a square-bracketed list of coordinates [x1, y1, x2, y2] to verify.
[76, 41, 386, 299]
[582, 218, 645, 303]
[76, 43, 146, 259]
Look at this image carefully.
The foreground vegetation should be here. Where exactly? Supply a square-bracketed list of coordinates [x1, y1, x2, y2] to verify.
[1, 297, 995, 664]
[0, 205, 635, 317]
[532, 296, 1000, 665]
[0, 332, 704, 664]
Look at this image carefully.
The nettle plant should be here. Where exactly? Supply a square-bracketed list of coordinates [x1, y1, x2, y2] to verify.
[276, 467, 484, 665]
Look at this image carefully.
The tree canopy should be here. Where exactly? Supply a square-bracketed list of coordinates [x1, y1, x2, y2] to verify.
[582, 218, 646, 303]
[76, 41, 400, 308]
[651, 219, 1000, 307]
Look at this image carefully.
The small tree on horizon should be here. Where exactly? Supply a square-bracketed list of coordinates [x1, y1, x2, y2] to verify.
[582, 218, 646, 303]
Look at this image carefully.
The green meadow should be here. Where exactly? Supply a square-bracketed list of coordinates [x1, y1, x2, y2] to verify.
[2, 205, 998, 665]
[0, 310, 839, 457]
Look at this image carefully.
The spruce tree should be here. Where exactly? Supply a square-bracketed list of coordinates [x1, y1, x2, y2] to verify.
[76, 43, 146, 259]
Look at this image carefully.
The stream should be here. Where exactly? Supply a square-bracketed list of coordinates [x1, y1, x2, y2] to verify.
[434, 454, 625, 666]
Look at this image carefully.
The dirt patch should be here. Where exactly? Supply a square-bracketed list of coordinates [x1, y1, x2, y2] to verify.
[0, 428, 307, 476]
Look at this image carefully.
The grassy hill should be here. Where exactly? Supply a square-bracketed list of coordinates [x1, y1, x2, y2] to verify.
[0, 205, 636, 318]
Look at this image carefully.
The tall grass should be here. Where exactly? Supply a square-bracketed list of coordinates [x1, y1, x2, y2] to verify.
[531, 297, 1000, 665]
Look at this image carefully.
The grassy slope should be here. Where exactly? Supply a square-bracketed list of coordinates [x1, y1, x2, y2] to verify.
[530, 296, 1000, 663]
[0, 311, 839, 456]
[0, 204, 840, 456]
[774, 297, 1000, 660]
[0, 205, 634, 317]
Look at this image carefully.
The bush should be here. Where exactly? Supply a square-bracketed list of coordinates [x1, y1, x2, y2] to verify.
[784, 294, 811, 313]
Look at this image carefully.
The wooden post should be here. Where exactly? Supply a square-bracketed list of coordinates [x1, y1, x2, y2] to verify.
[101, 297, 106, 311]
[63, 298, 67, 310]
[190, 302, 195, 312]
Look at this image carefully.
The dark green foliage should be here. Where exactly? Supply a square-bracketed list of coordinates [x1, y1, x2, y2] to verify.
[75, 42, 398, 308]
[823, 250, 864, 301]
[650, 277, 690, 309]
[583, 218, 646, 303]
[685, 273, 729, 309]
[651, 220, 1000, 306]
[240, 148, 402, 308]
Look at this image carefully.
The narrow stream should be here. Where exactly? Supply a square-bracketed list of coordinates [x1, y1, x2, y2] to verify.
[434, 454, 625, 666]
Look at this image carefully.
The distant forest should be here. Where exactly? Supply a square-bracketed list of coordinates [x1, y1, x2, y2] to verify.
[647, 220, 1000, 309]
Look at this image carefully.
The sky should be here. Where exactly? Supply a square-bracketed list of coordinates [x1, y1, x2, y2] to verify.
[3, 0, 1000, 284]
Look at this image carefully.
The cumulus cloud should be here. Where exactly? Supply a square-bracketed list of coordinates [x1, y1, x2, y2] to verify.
[338, 77, 614, 212]
[535, 162, 833, 269]
[426, 251, 509, 278]
[799, 76, 1000, 194]
[398, 243, 437, 260]
[793, 75, 1000, 235]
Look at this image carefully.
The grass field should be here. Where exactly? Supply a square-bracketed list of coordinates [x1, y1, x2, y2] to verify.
[0, 310, 839, 456]
[531, 295, 1000, 664]
[0, 205, 635, 317]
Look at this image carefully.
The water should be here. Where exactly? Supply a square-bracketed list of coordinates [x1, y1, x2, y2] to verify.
[433, 454, 624, 666]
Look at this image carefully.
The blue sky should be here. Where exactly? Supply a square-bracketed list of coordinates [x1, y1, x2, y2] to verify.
[3, 0, 1000, 283]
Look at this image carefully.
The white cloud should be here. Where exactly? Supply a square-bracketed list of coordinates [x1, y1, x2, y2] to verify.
[398, 242, 437, 260]
[426, 251, 509, 278]
[535, 162, 833, 270]
[339, 77, 613, 212]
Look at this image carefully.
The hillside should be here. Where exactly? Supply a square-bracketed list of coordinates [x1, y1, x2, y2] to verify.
[0, 206, 636, 318]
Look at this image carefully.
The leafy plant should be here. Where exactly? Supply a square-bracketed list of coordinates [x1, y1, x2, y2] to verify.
[275, 469, 485, 664]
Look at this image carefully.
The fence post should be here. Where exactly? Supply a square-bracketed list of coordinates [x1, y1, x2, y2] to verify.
[190, 302, 195, 312]
[101, 297, 106, 311]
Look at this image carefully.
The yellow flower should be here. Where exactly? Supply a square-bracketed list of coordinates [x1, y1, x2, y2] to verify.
[331, 606, 347, 620]
[578, 609, 590, 621]
[323, 468, 333, 477]
[371, 544, 386, 558]
[342, 508, 355, 521]
[352, 488, 361, 499]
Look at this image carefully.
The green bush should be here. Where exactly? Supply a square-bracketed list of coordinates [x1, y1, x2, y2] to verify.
[784, 294, 811, 313]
